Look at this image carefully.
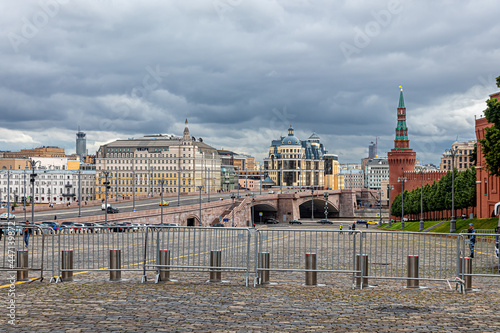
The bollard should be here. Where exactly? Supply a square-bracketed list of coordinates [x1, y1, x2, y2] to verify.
[159, 249, 170, 282]
[407, 255, 419, 288]
[305, 253, 317, 286]
[209, 250, 222, 282]
[16, 250, 29, 281]
[355, 254, 369, 288]
[459, 257, 473, 291]
[61, 250, 74, 281]
[109, 249, 122, 281]
[258, 252, 270, 284]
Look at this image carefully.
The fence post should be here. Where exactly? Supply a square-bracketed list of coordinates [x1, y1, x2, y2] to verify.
[258, 252, 270, 285]
[158, 249, 170, 282]
[16, 250, 29, 281]
[407, 255, 419, 288]
[355, 254, 369, 289]
[305, 253, 317, 286]
[109, 249, 121, 281]
[459, 257, 473, 292]
[209, 250, 222, 282]
[61, 250, 74, 282]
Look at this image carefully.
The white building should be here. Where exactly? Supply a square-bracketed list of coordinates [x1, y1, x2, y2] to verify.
[0, 169, 95, 204]
[364, 158, 389, 190]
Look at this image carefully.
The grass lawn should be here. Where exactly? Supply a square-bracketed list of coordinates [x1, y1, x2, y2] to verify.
[378, 217, 498, 233]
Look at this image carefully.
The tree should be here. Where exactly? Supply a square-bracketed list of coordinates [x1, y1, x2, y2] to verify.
[479, 75, 500, 176]
[469, 143, 477, 166]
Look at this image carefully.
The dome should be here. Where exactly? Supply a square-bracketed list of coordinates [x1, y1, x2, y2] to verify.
[282, 136, 301, 145]
[281, 125, 301, 145]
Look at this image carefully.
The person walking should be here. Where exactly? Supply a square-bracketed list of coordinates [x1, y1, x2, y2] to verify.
[467, 223, 476, 258]
[339, 224, 343, 231]
[23, 220, 31, 248]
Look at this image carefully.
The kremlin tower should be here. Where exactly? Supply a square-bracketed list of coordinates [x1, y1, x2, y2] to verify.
[388, 87, 416, 211]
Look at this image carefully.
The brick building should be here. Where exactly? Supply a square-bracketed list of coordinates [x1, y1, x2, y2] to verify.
[475, 91, 500, 219]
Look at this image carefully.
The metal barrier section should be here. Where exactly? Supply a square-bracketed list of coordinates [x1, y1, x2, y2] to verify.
[0, 224, 45, 282]
[255, 229, 362, 286]
[459, 232, 500, 279]
[55, 226, 149, 282]
[360, 231, 460, 285]
[143, 226, 252, 286]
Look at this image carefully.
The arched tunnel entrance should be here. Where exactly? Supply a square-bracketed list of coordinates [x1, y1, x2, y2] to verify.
[299, 199, 339, 220]
[251, 204, 278, 224]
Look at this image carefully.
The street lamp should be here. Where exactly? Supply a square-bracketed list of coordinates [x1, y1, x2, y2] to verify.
[231, 193, 236, 227]
[446, 147, 459, 232]
[197, 185, 203, 227]
[323, 192, 329, 220]
[419, 169, 426, 231]
[160, 178, 165, 224]
[252, 195, 255, 227]
[378, 188, 382, 225]
[102, 171, 111, 225]
[28, 159, 41, 224]
[311, 185, 315, 221]
[398, 176, 407, 229]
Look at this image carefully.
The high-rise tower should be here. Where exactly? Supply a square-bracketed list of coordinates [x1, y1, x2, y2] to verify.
[388, 87, 416, 210]
[76, 129, 87, 159]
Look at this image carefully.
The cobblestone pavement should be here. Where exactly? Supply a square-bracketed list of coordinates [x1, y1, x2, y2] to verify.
[2, 275, 500, 332]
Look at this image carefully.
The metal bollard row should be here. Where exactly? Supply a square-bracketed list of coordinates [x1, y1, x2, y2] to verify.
[355, 254, 369, 289]
[210, 250, 222, 282]
[17, 250, 28, 281]
[110, 249, 122, 281]
[305, 253, 317, 286]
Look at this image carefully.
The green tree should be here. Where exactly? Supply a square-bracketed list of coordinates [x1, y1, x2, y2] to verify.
[479, 75, 500, 176]
[391, 193, 402, 217]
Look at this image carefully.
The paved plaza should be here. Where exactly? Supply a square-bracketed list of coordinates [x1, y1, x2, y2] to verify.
[2, 275, 500, 332]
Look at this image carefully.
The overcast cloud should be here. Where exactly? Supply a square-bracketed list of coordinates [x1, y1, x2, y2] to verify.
[1, 0, 499, 164]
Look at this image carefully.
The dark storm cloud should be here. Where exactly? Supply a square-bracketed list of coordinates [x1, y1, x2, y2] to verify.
[1, 0, 499, 163]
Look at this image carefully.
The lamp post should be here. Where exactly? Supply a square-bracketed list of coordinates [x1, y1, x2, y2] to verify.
[160, 178, 165, 224]
[237, 167, 240, 198]
[196, 185, 203, 227]
[102, 171, 110, 225]
[29, 159, 41, 224]
[419, 169, 426, 231]
[398, 176, 407, 229]
[311, 185, 315, 221]
[23, 168, 27, 221]
[6, 170, 10, 224]
[323, 192, 329, 220]
[447, 147, 459, 232]
[252, 195, 255, 227]
[231, 193, 236, 227]
[389, 185, 394, 227]
[379, 188, 382, 225]
[207, 167, 211, 203]
[78, 168, 82, 217]
[132, 156, 136, 212]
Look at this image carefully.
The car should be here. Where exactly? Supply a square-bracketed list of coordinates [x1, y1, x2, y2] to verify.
[0, 213, 15, 220]
[159, 201, 170, 206]
[40, 221, 61, 231]
[112, 223, 132, 232]
[317, 219, 333, 224]
[265, 218, 279, 224]
[106, 206, 119, 214]
[83, 222, 100, 232]
[289, 220, 302, 225]
[268, 190, 275, 194]
[212, 223, 224, 227]
[367, 221, 380, 225]
[101, 203, 111, 210]
[219, 198, 224, 201]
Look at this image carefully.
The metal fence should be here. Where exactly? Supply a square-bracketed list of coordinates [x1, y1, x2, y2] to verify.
[142, 226, 252, 285]
[459, 232, 500, 278]
[0, 223, 45, 281]
[1, 226, 500, 293]
[254, 229, 362, 287]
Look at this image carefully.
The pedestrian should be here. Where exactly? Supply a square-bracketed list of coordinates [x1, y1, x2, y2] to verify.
[494, 226, 499, 259]
[0, 227, 4, 241]
[467, 223, 476, 258]
[23, 220, 31, 248]
[348, 225, 352, 235]
[366, 222, 369, 229]
[352, 222, 356, 231]
[12, 205, 15, 212]
[85, 200, 87, 205]
[54, 215, 57, 220]
[339, 224, 343, 231]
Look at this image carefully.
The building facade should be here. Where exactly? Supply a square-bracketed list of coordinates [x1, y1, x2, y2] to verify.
[264, 126, 325, 188]
[95, 119, 221, 200]
[364, 158, 389, 190]
[439, 140, 476, 171]
[475, 91, 500, 219]
[0, 169, 95, 204]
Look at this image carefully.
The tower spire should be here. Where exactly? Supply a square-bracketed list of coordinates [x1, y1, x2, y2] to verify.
[394, 86, 409, 149]
[398, 85, 405, 108]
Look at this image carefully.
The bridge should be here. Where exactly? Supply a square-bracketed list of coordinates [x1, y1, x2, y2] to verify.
[59, 189, 378, 226]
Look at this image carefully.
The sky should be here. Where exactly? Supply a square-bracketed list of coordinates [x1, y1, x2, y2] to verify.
[1, 0, 499, 164]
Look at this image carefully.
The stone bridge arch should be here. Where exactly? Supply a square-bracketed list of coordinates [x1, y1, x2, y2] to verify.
[299, 198, 339, 219]
[251, 203, 278, 224]
[185, 214, 200, 226]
